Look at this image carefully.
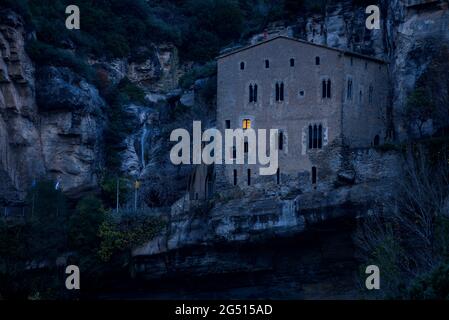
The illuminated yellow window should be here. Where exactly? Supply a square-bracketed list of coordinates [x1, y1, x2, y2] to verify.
[242, 119, 251, 129]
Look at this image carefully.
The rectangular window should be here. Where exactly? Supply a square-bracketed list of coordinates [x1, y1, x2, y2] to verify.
[233, 170, 237, 186]
[242, 119, 251, 129]
[276, 168, 280, 185]
[225, 120, 231, 129]
[265, 59, 269, 68]
[247, 169, 251, 186]
[244, 141, 248, 153]
[290, 58, 295, 67]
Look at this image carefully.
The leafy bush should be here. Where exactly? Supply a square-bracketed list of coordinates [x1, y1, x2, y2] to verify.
[98, 210, 165, 262]
[26, 40, 93, 80]
[408, 261, 449, 299]
[68, 195, 106, 254]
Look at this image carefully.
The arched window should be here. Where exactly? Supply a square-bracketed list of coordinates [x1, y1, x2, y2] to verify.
[315, 56, 320, 65]
[308, 125, 313, 149]
[249, 85, 254, 103]
[308, 124, 324, 150]
[253, 84, 258, 102]
[275, 83, 280, 101]
[318, 125, 323, 149]
[312, 167, 317, 184]
[279, 131, 284, 150]
[280, 83, 284, 101]
[322, 80, 326, 98]
[313, 124, 318, 149]
[233, 169, 237, 185]
[242, 119, 251, 129]
[240, 62, 245, 70]
[290, 58, 295, 67]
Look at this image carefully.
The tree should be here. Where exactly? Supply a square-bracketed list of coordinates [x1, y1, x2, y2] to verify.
[355, 146, 449, 298]
[405, 88, 435, 138]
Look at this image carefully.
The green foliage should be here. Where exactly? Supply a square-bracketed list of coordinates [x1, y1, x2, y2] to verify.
[405, 87, 435, 137]
[0, 179, 69, 299]
[26, 40, 93, 80]
[117, 78, 146, 105]
[26, 180, 68, 262]
[408, 261, 449, 299]
[98, 211, 165, 262]
[68, 195, 106, 254]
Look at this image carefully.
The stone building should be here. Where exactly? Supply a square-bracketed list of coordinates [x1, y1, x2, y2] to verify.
[214, 36, 389, 191]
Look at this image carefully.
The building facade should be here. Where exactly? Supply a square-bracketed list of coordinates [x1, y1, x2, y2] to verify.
[215, 36, 389, 191]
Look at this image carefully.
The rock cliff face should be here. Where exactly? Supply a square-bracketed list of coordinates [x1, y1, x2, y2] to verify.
[0, 10, 45, 204]
[1, 0, 448, 298]
[0, 10, 105, 203]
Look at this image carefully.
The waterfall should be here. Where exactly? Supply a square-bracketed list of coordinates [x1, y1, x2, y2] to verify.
[140, 123, 148, 168]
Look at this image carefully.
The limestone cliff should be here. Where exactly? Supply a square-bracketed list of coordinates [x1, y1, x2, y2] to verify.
[0, 10, 105, 204]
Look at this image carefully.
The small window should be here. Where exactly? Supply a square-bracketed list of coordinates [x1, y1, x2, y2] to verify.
[312, 167, 317, 184]
[290, 58, 295, 67]
[299, 90, 305, 98]
[315, 56, 320, 65]
[276, 168, 280, 185]
[242, 119, 251, 129]
[225, 120, 231, 129]
[244, 141, 248, 153]
[374, 135, 380, 146]
[233, 170, 237, 185]
[240, 62, 245, 70]
[350, 57, 354, 66]
[365, 62, 368, 70]
[265, 59, 270, 68]
[247, 169, 251, 186]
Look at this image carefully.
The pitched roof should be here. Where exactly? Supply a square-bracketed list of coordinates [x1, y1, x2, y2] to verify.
[216, 35, 388, 64]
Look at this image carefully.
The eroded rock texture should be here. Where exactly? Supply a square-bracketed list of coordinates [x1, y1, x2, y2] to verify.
[0, 10, 44, 204]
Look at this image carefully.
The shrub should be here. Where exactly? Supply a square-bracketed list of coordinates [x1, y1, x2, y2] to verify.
[98, 210, 165, 262]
